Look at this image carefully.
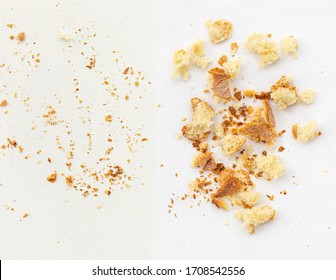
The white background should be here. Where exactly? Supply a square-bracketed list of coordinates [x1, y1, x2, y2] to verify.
[0, 0, 335, 260]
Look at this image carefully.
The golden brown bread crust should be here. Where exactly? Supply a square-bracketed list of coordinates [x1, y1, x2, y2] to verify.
[208, 67, 231, 101]
[212, 176, 242, 198]
[262, 100, 275, 126]
[239, 122, 277, 144]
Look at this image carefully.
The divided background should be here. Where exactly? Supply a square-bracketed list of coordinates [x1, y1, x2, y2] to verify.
[0, 0, 335, 259]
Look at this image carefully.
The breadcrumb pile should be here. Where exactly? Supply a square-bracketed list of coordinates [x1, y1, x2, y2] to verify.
[171, 19, 321, 234]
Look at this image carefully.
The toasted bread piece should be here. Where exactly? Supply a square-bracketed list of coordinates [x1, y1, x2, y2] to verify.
[239, 122, 277, 145]
[298, 89, 315, 104]
[221, 58, 241, 79]
[280, 36, 298, 57]
[192, 151, 213, 167]
[171, 49, 192, 80]
[236, 206, 275, 234]
[208, 67, 231, 101]
[182, 98, 214, 141]
[292, 121, 319, 142]
[212, 169, 253, 198]
[206, 19, 232, 43]
[255, 154, 285, 180]
[262, 100, 276, 126]
[271, 76, 295, 91]
[222, 134, 246, 157]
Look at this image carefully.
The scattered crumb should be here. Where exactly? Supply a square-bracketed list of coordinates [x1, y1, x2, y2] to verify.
[16, 32, 25, 42]
[292, 121, 320, 143]
[236, 206, 276, 234]
[298, 89, 315, 104]
[205, 19, 232, 43]
[280, 36, 298, 57]
[182, 98, 214, 141]
[47, 171, 57, 183]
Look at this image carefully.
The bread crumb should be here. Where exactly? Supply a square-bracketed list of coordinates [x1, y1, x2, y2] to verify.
[208, 67, 231, 101]
[16, 32, 25, 42]
[255, 154, 285, 180]
[230, 42, 239, 55]
[217, 55, 227, 66]
[65, 175, 73, 187]
[212, 198, 229, 210]
[292, 121, 320, 142]
[96, 204, 103, 210]
[236, 206, 275, 234]
[23, 213, 29, 219]
[171, 49, 192, 80]
[205, 19, 232, 43]
[243, 89, 256, 98]
[270, 76, 297, 110]
[260, 52, 279, 67]
[221, 58, 241, 79]
[298, 89, 315, 104]
[58, 33, 71, 41]
[280, 36, 298, 57]
[47, 171, 57, 183]
[193, 56, 211, 68]
[0, 100, 8, 107]
[230, 188, 260, 208]
[192, 151, 213, 168]
[190, 39, 204, 56]
[105, 114, 113, 122]
[245, 33, 278, 67]
[182, 98, 214, 141]
[222, 134, 246, 157]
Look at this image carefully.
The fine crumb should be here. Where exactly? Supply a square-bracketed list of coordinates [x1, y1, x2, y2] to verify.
[292, 121, 320, 143]
[205, 19, 232, 43]
[23, 213, 29, 219]
[280, 36, 298, 57]
[105, 114, 113, 122]
[96, 204, 103, 210]
[47, 171, 57, 183]
[298, 89, 315, 104]
[182, 98, 214, 141]
[0, 100, 8, 107]
[255, 154, 285, 180]
[270, 76, 297, 110]
[236, 206, 276, 234]
[230, 42, 239, 55]
[16, 32, 26, 42]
